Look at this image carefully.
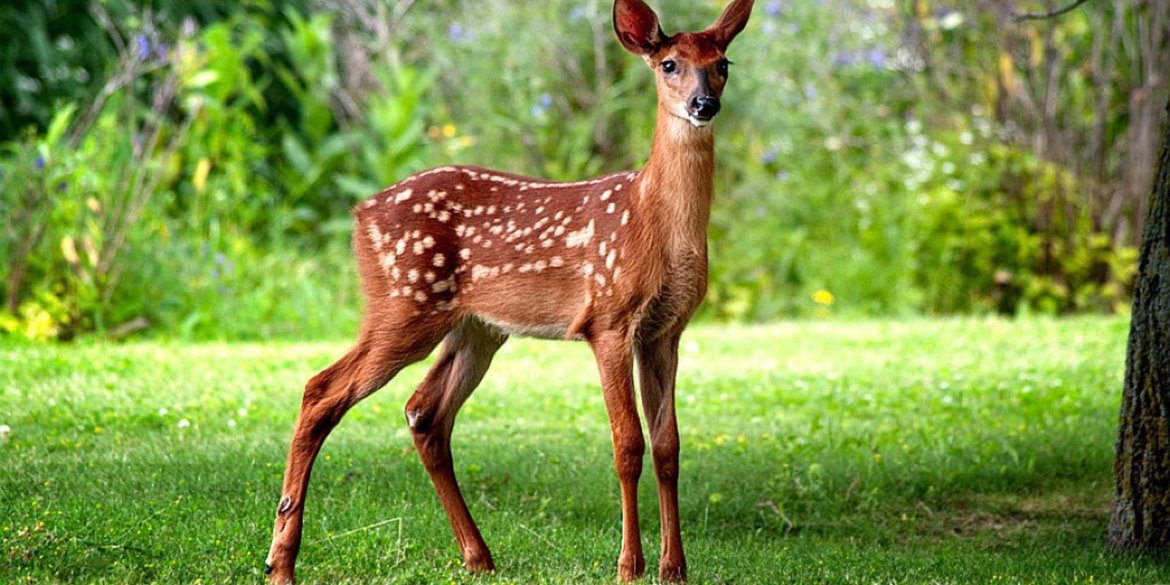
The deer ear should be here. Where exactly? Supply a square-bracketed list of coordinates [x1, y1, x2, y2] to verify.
[613, 0, 666, 56]
[706, 0, 754, 50]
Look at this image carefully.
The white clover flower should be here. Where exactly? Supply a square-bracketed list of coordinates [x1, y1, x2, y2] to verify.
[227, 419, 237, 428]
[0, 424, 10, 441]
[158, 407, 168, 416]
[237, 408, 248, 418]
[178, 419, 191, 429]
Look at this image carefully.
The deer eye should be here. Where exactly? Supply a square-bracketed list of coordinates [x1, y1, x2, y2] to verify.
[716, 59, 731, 77]
[661, 60, 678, 74]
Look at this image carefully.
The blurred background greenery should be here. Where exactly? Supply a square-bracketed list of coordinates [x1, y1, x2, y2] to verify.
[0, 0, 1163, 341]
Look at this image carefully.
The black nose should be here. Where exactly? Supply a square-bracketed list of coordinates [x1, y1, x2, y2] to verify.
[689, 96, 721, 119]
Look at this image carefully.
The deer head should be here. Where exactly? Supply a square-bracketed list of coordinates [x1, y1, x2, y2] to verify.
[614, 0, 754, 127]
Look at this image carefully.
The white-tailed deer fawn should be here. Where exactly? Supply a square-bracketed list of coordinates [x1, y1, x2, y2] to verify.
[265, 0, 753, 582]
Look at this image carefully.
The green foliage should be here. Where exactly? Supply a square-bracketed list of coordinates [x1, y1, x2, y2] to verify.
[0, 0, 1148, 341]
[911, 128, 1138, 315]
[2, 319, 1162, 582]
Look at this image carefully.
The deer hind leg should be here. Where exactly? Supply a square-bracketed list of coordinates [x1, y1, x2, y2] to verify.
[591, 329, 646, 582]
[637, 333, 686, 583]
[405, 317, 508, 572]
[265, 316, 449, 585]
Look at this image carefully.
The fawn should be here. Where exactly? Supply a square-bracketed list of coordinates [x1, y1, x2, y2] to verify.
[264, 0, 753, 582]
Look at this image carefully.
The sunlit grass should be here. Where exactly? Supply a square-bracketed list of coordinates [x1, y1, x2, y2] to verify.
[2, 317, 1165, 584]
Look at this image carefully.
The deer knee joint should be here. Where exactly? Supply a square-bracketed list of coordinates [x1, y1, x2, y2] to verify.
[613, 434, 645, 481]
[652, 444, 680, 483]
[405, 403, 439, 434]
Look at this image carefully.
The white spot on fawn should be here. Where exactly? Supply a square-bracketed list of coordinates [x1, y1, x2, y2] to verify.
[606, 250, 616, 270]
[393, 189, 413, 204]
[414, 291, 428, 303]
[606, 203, 616, 214]
[433, 253, 446, 267]
[460, 249, 471, 260]
[408, 269, 419, 283]
[367, 223, 385, 251]
[565, 219, 595, 248]
[621, 210, 630, 226]
[550, 256, 564, 268]
[600, 189, 612, 201]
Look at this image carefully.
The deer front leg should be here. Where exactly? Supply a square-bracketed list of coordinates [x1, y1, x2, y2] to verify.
[590, 330, 646, 582]
[637, 333, 686, 583]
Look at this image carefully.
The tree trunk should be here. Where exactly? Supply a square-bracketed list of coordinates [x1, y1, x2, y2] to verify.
[1109, 96, 1170, 553]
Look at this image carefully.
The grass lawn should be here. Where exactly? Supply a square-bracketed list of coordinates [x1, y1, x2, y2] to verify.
[2, 317, 1167, 584]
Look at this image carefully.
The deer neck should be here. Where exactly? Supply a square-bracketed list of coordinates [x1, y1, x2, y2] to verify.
[635, 105, 716, 256]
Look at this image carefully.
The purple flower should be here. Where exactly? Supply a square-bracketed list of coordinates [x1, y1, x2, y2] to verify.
[765, 1, 782, 17]
[804, 84, 817, 100]
[34, 155, 45, 170]
[136, 34, 150, 61]
[448, 23, 471, 42]
[867, 49, 886, 69]
[760, 148, 778, 164]
[56, 181, 68, 192]
[832, 52, 857, 67]
[569, 5, 586, 20]
[532, 93, 553, 117]
[776, 170, 789, 182]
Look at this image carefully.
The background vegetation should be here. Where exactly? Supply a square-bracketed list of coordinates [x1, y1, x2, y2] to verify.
[0, 0, 1165, 340]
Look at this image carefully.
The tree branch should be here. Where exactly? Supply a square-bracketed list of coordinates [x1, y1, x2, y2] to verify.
[1015, 0, 1093, 22]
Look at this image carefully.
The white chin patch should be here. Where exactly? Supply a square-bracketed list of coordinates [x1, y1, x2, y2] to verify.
[688, 117, 712, 128]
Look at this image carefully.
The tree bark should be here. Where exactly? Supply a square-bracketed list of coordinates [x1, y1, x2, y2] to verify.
[1109, 95, 1170, 553]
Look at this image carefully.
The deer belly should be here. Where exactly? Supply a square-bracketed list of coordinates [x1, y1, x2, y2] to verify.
[460, 274, 586, 340]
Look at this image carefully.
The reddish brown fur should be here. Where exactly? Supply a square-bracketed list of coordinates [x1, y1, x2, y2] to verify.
[265, 1, 753, 583]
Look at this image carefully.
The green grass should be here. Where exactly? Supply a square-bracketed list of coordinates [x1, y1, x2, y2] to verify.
[2, 318, 1167, 584]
